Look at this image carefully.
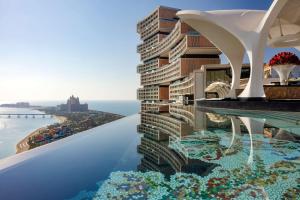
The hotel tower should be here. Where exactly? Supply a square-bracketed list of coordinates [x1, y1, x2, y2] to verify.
[136, 6, 223, 175]
[137, 6, 221, 105]
[137, 6, 221, 116]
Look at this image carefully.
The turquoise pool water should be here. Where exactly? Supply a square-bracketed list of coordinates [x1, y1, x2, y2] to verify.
[0, 106, 299, 200]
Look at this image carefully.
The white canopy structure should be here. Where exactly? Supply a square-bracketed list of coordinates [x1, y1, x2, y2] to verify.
[177, 0, 300, 99]
[268, 0, 300, 50]
[205, 82, 231, 99]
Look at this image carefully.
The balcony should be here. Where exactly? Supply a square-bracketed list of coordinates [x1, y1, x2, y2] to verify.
[137, 124, 169, 141]
[137, 124, 160, 140]
[137, 9, 159, 34]
[137, 6, 179, 41]
[137, 34, 166, 54]
[140, 22, 194, 61]
[137, 86, 169, 101]
[141, 102, 169, 113]
[169, 104, 195, 126]
[141, 112, 192, 137]
[137, 144, 160, 163]
[169, 76, 195, 101]
[141, 59, 180, 86]
[139, 137, 184, 171]
[137, 58, 168, 74]
[140, 57, 220, 86]
[169, 35, 221, 63]
[139, 19, 177, 41]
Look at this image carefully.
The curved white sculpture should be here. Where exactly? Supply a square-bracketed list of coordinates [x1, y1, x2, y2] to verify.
[177, 0, 298, 98]
[272, 65, 296, 85]
[205, 82, 231, 98]
[239, 117, 265, 165]
[225, 116, 241, 155]
[174, 11, 246, 98]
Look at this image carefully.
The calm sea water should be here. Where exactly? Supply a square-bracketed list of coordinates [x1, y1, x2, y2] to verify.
[31, 100, 140, 116]
[0, 108, 58, 159]
[0, 100, 140, 160]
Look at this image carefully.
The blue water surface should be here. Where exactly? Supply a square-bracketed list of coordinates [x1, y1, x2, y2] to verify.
[0, 106, 299, 200]
[31, 100, 140, 116]
[0, 108, 58, 159]
[0, 115, 141, 200]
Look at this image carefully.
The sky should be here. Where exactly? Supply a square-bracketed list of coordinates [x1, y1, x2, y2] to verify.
[0, 0, 299, 101]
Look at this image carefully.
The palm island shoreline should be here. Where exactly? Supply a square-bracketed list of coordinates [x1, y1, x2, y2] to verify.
[14, 96, 124, 153]
[15, 116, 68, 153]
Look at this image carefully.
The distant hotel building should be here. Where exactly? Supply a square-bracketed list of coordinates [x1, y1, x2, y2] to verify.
[58, 95, 88, 113]
[0, 102, 30, 108]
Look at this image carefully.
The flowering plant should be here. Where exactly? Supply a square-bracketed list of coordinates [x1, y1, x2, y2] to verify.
[269, 52, 300, 66]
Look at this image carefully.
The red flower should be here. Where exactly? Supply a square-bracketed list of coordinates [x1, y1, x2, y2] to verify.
[269, 52, 300, 66]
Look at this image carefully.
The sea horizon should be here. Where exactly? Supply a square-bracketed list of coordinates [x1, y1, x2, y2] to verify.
[0, 100, 140, 160]
[0, 100, 140, 116]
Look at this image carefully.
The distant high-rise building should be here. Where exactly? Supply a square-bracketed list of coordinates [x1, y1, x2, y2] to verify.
[58, 95, 88, 112]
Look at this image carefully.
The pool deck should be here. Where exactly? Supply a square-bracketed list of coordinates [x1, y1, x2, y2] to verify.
[197, 99, 300, 112]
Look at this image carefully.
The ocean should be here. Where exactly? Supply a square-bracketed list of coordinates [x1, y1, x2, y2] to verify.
[0, 100, 140, 160]
[0, 108, 58, 159]
[31, 100, 140, 116]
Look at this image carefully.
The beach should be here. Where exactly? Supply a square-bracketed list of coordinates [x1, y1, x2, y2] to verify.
[15, 112, 123, 153]
[53, 115, 68, 123]
[16, 115, 67, 153]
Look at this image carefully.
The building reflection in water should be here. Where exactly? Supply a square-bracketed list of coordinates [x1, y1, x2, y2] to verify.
[81, 102, 300, 199]
[138, 102, 300, 168]
[128, 101, 300, 199]
[137, 106, 217, 177]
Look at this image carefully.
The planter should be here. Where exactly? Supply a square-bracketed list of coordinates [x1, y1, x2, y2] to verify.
[272, 65, 296, 85]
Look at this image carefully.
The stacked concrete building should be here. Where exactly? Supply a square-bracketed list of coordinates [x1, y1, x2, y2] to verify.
[136, 6, 223, 175]
[137, 6, 221, 106]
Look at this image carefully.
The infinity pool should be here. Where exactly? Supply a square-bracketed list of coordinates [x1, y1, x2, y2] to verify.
[0, 106, 299, 200]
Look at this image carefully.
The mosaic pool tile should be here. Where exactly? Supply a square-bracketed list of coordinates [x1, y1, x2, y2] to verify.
[71, 152, 299, 200]
[70, 112, 300, 200]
